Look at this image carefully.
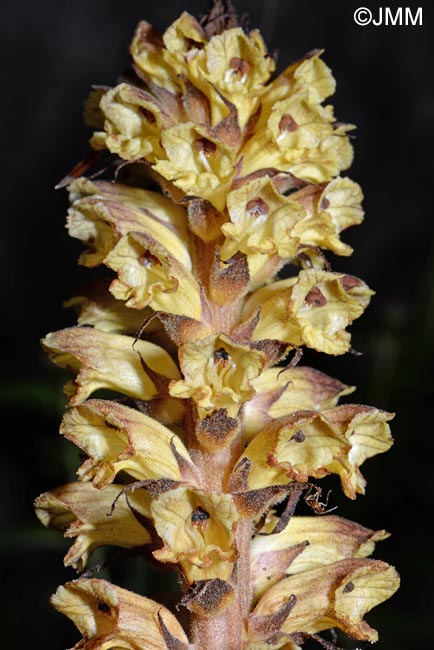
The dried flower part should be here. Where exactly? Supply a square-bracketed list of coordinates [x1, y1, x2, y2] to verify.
[244, 366, 354, 440]
[251, 514, 389, 598]
[243, 270, 373, 354]
[169, 333, 266, 418]
[238, 405, 392, 497]
[60, 399, 194, 487]
[67, 178, 190, 268]
[252, 558, 399, 642]
[34, 482, 152, 570]
[51, 578, 189, 649]
[151, 487, 239, 582]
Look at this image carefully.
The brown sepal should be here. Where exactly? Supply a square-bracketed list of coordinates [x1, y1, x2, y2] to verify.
[232, 167, 306, 192]
[158, 612, 191, 650]
[181, 579, 234, 616]
[157, 312, 209, 345]
[169, 439, 201, 485]
[248, 595, 297, 642]
[179, 74, 211, 125]
[209, 250, 250, 305]
[249, 340, 290, 367]
[211, 88, 242, 148]
[233, 486, 288, 519]
[186, 198, 227, 242]
[251, 543, 309, 590]
[133, 348, 185, 423]
[195, 409, 240, 450]
[230, 308, 261, 343]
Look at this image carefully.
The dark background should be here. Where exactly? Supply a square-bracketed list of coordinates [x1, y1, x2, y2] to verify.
[1, 0, 433, 648]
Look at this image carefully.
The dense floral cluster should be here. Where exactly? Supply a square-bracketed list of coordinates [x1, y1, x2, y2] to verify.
[35, 4, 398, 650]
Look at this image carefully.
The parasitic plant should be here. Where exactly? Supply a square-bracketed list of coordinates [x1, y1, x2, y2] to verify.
[35, 2, 399, 649]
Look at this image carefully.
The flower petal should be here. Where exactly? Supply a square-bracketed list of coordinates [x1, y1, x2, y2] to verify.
[251, 514, 389, 598]
[169, 334, 266, 418]
[42, 327, 180, 405]
[253, 559, 399, 642]
[60, 399, 194, 487]
[34, 482, 152, 570]
[51, 578, 189, 649]
[151, 486, 239, 582]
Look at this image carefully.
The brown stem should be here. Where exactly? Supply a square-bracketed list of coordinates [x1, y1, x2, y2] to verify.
[191, 519, 253, 650]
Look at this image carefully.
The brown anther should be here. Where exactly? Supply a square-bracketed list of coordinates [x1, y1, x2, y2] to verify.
[229, 56, 251, 75]
[279, 113, 298, 132]
[340, 275, 363, 291]
[246, 197, 270, 217]
[139, 107, 156, 124]
[97, 601, 111, 613]
[193, 137, 217, 156]
[320, 197, 330, 210]
[343, 581, 355, 593]
[290, 430, 305, 443]
[191, 506, 210, 526]
[213, 347, 230, 363]
[139, 250, 161, 268]
[305, 286, 327, 307]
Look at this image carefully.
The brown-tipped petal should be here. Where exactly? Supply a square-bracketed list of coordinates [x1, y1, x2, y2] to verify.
[251, 515, 389, 598]
[51, 578, 190, 649]
[61, 399, 195, 487]
[244, 270, 373, 355]
[34, 482, 152, 571]
[323, 405, 394, 497]
[151, 487, 239, 583]
[253, 559, 399, 642]
[245, 366, 354, 440]
[67, 178, 190, 268]
[239, 411, 349, 491]
[42, 328, 180, 405]
[106, 231, 202, 319]
[221, 178, 305, 271]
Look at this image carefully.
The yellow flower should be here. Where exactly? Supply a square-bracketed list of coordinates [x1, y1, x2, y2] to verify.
[237, 405, 393, 498]
[243, 270, 373, 354]
[240, 91, 353, 184]
[251, 559, 399, 643]
[35, 482, 152, 571]
[244, 366, 354, 440]
[151, 487, 239, 582]
[184, 27, 275, 128]
[105, 231, 203, 318]
[67, 177, 190, 268]
[153, 122, 236, 210]
[51, 578, 189, 650]
[91, 83, 171, 161]
[220, 178, 306, 277]
[60, 399, 195, 487]
[251, 514, 389, 599]
[169, 333, 266, 418]
[290, 176, 363, 255]
[41, 327, 181, 406]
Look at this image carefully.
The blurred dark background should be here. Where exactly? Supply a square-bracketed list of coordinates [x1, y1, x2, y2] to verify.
[1, 0, 433, 648]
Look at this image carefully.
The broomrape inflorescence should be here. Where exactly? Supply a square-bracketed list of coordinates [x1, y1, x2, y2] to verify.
[35, 2, 399, 649]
